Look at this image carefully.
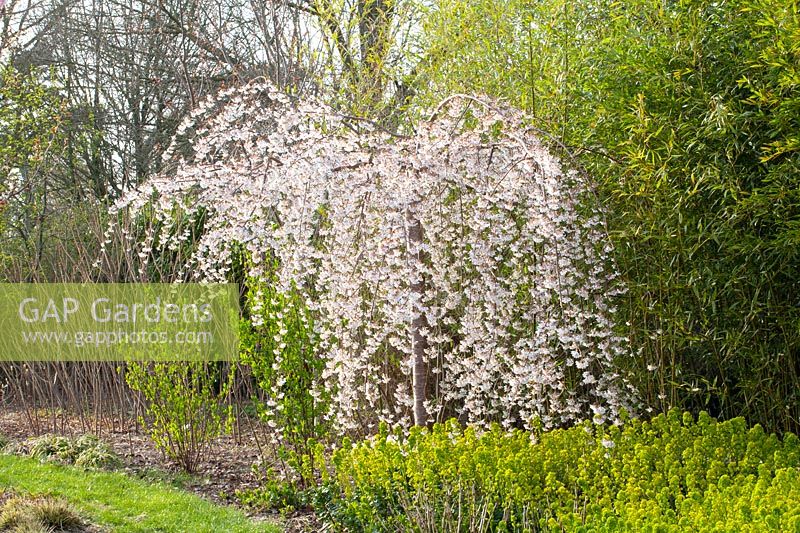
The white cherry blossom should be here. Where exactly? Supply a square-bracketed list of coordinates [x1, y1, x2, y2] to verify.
[108, 81, 635, 433]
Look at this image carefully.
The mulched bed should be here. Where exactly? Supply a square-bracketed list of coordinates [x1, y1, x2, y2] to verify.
[0, 407, 321, 532]
[0, 408, 260, 503]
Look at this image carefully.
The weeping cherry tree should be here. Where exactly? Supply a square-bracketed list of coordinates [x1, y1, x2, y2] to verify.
[106, 80, 635, 434]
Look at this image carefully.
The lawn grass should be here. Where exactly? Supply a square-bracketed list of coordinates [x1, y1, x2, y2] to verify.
[0, 454, 280, 532]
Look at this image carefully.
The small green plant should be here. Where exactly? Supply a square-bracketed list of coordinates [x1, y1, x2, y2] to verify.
[20, 434, 120, 470]
[236, 472, 304, 515]
[72, 444, 121, 470]
[237, 440, 330, 514]
[25, 435, 72, 464]
[126, 362, 234, 473]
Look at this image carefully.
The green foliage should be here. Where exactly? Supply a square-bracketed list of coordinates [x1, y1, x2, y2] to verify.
[125, 362, 234, 472]
[319, 411, 800, 531]
[236, 439, 330, 513]
[417, 0, 583, 131]
[240, 270, 331, 481]
[129, 466, 195, 489]
[11, 434, 120, 470]
[0, 65, 68, 278]
[236, 277, 331, 516]
[236, 471, 306, 514]
[0, 64, 105, 283]
[418, 0, 800, 433]
[72, 436, 122, 470]
[0, 65, 65, 185]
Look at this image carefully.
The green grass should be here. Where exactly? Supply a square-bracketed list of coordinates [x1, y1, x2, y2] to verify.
[0, 454, 280, 532]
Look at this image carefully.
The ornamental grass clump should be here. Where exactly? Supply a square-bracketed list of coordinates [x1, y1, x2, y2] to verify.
[0, 496, 84, 532]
